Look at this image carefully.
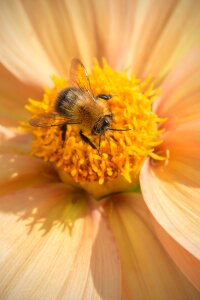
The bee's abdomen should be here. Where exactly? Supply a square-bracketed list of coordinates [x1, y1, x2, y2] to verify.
[55, 87, 80, 116]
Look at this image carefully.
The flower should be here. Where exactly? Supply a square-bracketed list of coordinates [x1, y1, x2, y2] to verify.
[25, 61, 164, 188]
[0, 0, 200, 299]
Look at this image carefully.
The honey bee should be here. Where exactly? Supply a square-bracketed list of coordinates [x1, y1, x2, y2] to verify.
[30, 58, 130, 152]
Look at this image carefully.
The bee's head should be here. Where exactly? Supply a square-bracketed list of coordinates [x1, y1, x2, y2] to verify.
[92, 114, 113, 135]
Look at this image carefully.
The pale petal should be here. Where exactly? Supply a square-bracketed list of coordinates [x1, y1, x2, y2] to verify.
[0, 1, 56, 85]
[0, 64, 43, 126]
[152, 217, 200, 291]
[85, 0, 137, 70]
[125, 0, 200, 80]
[107, 193, 200, 299]
[1, 0, 200, 85]
[0, 153, 58, 195]
[0, 0, 96, 82]
[0, 126, 32, 154]
[140, 128, 200, 260]
[20, 0, 80, 77]
[154, 44, 200, 128]
[21, 0, 137, 72]
[0, 188, 121, 299]
[0, 0, 140, 80]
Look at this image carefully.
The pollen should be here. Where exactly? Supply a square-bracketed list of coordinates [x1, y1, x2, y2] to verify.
[25, 60, 164, 185]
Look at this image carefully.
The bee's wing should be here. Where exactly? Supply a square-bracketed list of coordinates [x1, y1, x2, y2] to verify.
[70, 58, 95, 100]
[29, 112, 79, 127]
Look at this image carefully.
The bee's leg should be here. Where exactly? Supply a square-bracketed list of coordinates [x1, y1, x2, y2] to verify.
[60, 124, 67, 142]
[79, 130, 97, 150]
[98, 135, 102, 155]
[96, 94, 112, 100]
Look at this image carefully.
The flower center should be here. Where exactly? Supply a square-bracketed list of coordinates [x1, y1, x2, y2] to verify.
[25, 60, 164, 185]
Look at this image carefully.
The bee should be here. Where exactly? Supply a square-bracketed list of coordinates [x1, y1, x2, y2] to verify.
[29, 58, 130, 152]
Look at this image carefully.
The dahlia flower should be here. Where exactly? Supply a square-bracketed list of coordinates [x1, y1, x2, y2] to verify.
[0, 0, 199, 299]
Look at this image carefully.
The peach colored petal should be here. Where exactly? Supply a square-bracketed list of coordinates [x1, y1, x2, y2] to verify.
[0, 188, 121, 299]
[107, 193, 200, 299]
[1, 0, 200, 86]
[85, 0, 136, 70]
[21, 0, 137, 72]
[0, 153, 58, 196]
[152, 217, 200, 291]
[154, 44, 200, 128]
[140, 148, 200, 260]
[0, 1, 56, 86]
[20, 0, 80, 77]
[0, 126, 32, 154]
[141, 119, 200, 260]
[0, 64, 43, 126]
[125, 0, 200, 80]
[160, 119, 200, 159]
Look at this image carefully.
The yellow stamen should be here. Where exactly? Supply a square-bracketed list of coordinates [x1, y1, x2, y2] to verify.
[24, 60, 165, 185]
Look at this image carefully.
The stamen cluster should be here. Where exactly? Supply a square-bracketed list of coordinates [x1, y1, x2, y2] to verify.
[25, 61, 163, 184]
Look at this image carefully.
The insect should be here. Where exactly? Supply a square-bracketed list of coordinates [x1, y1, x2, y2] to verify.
[29, 58, 130, 153]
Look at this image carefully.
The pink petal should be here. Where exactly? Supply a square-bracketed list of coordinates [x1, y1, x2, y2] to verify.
[140, 117, 200, 260]
[107, 193, 200, 299]
[0, 64, 43, 126]
[140, 134, 200, 261]
[125, 0, 200, 80]
[0, 187, 121, 298]
[0, 1, 56, 85]
[83, 0, 137, 70]
[21, 1, 137, 72]
[152, 217, 200, 291]
[0, 153, 58, 195]
[0, 126, 32, 154]
[154, 44, 200, 129]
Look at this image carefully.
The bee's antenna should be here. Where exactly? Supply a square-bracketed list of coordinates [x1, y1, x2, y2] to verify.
[107, 128, 131, 131]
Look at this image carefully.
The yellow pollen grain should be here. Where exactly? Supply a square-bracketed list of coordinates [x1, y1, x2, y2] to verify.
[25, 60, 165, 184]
